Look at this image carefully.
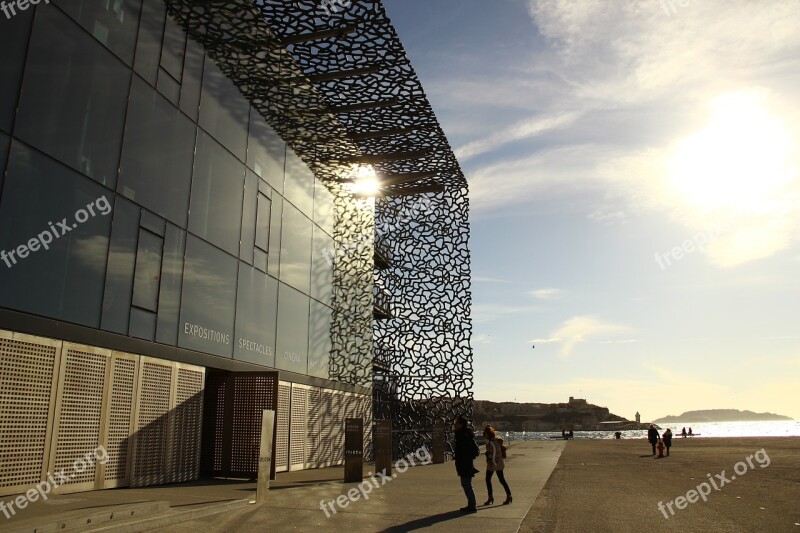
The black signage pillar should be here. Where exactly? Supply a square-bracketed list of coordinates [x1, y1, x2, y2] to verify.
[344, 418, 363, 482]
[432, 424, 445, 464]
[375, 420, 392, 476]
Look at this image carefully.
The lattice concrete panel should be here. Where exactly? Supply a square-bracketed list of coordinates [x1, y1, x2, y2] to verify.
[131, 361, 173, 487]
[0, 332, 59, 496]
[275, 382, 291, 472]
[51, 345, 109, 492]
[169, 366, 204, 483]
[104, 355, 137, 487]
[289, 385, 308, 471]
[159, 0, 474, 459]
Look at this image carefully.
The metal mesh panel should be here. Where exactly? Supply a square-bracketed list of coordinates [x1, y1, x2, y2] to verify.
[275, 382, 290, 472]
[200, 370, 226, 476]
[52, 347, 108, 490]
[289, 386, 307, 470]
[0, 336, 58, 494]
[330, 391, 344, 465]
[131, 362, 173, 487]
[169, 367, 204, 483]
[319, 389, 334, 467]
[306, 388, 321, 468]
[229, 374, 275, 475]
[104, 356, 137, 485]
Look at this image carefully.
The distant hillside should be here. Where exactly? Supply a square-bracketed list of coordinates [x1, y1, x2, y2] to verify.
[654, 409, 793, 423]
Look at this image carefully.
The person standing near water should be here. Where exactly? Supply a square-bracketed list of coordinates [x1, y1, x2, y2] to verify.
[454, 416, 480, 513]
[647, 424, 660, 456]
[662, 428, 673, 456]
[482, 425, 512, 506]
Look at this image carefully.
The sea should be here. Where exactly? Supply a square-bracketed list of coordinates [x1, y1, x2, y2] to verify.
[502, 420, 800, 442]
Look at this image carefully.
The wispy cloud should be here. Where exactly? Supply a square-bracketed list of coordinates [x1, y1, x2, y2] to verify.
[530, 316, 632, 357]
[472, 275, 513, 284]
[529, 288, 563, 300]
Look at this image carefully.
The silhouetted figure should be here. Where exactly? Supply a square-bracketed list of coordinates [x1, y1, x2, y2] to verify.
[647, 424, 659, 456]
[681, 427, 687, 438]
[662, 428, 673, 456]
[688, 427, 693, 437]
[568, 430, 574, 440]
[454, 416, 480, 513]
[614, 431, 622, 439]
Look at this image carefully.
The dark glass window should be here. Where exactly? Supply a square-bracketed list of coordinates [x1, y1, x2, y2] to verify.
[311, 226, 333, 307]
[133, 0, 166, 85]
[178, 235, 237, 358]
[0, 8, 33, 133]
[179, 38, 205, 121]
[275, 283, 309, 374]
[0, 142, 111, 327]
[131, 230, 163, 312]
[247, 108, 285, 193]
[234, 265, 278, 366]
[129, 307, 156, 341]
[256, 193, 272, 252]
[101, 197, 139, 334]
[155, 223, 185, 345]
[268, 196, 282, 278]
[239, 170, 258, 263]
[279, 202, 312, 295]
[307, 300, 332, 379]
[118, 77, 196, 227]
[160, 14, 187, 81]
[54, 0, 142, 65]
[14, 7, 130, 188]
[284, 149, 315, 216]
[189, 131, 245, 256]
[198, 57, 249, 161]
[0, 132, 9, 193]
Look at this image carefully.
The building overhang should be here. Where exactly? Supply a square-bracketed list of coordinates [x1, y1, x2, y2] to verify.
[162, 0, 467, 197]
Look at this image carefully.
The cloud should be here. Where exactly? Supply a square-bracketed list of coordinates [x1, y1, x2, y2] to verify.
[529, 288, 562, 300]
[529, 315, 631, 357]
[473, 334, 492, 345]
[461, 0, 800, 267]
[456, 110, 582, 161]
[472, 303, 541, 324]
[472, 275, 513, 284]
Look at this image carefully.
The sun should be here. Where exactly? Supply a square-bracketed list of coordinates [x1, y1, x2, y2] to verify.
[668, 90, 796, 215]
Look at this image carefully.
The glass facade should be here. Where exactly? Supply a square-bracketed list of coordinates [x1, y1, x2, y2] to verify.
[0, 2, 360, 386]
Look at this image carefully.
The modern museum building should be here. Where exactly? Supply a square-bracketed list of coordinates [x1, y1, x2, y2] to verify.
[0, 0, 472, 497]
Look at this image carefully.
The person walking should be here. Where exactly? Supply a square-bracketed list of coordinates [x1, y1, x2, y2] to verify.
[662, 428, 673, 456]
[454, 416, 480, 513]
[483, 425, 512, 506]
[647, 424, 660, 456]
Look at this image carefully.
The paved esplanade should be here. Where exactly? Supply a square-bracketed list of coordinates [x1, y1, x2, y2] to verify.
[163, 440, 564, 532]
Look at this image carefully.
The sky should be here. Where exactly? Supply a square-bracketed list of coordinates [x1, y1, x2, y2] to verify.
[383, 0, 800, 421]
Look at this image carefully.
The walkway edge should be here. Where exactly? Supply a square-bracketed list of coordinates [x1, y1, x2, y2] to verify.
[85, 498, 253, 533]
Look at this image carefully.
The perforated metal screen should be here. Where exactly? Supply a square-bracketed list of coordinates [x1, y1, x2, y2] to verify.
[0, 330, 205, 497]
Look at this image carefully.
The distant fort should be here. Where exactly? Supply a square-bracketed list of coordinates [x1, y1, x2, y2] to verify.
[475, 397, 650, 431]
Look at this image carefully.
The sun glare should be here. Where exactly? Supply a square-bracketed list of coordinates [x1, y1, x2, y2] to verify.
[668, 90, 796, 214]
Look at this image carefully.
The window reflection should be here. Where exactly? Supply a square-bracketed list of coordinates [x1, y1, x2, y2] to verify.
[15, 7, 130, 188]
[275, 283, 309, 373]
[279, 202, 312, 295]
[119, 77, 196, 227]
[0, 142, 111, 327]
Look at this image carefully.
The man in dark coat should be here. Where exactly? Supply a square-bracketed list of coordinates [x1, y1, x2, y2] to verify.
[453, 416, 480, 513]
[647, 424, 660, 456]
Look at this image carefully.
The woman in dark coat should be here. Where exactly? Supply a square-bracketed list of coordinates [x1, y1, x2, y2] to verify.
[647, 424, 659, 456]
[453, 416, 480, 513]
[662, 428, 673, 456]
